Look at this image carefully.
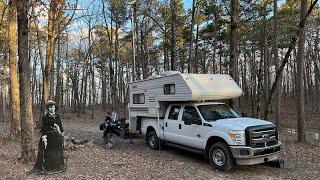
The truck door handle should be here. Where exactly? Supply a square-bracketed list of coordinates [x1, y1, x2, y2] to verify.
[179, 124, 181, 129]
[165, 122, 168, 127]
[197, 134, 201, 138]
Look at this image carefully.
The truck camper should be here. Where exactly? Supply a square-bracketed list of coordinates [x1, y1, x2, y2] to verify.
[128, 71, 281, 171]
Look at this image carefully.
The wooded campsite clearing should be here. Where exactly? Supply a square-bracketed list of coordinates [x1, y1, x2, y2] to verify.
[1, 106, 319, 179]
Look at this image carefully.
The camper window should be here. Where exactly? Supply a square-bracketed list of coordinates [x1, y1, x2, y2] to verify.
[168, 106, 181, 120]
[133, 93, 145, 104]
[164, 84, 175, 94]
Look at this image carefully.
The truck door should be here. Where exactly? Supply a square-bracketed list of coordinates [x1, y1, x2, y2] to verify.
[178, 106, 203, 149]
[164, 105, 182, 142]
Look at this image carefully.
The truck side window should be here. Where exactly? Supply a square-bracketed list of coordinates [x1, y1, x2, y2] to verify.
[168, 106, 181, 120]
[182, 106, 201, 122]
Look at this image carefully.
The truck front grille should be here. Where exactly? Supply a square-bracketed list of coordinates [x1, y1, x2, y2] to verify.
[245, 125, 278, 148]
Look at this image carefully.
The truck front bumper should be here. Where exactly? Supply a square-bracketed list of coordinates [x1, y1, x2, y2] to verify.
[230, 141, 281, 165]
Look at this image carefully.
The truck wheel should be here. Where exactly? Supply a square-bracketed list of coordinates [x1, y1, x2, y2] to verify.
[147, 131, 159, 150]
[209, 142, 233, 171]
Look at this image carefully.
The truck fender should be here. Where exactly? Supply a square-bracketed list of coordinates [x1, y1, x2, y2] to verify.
[141, 118, 163, 139]
[204, 130, 236, 147]
[203, 132, 234, 159]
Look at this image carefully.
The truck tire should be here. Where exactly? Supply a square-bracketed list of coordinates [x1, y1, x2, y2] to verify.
[209, 142, 234, 171]
[147, 131, 159, 150]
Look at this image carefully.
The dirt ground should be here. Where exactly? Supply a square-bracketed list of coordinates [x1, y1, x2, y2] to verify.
[1, 109, 320, 180]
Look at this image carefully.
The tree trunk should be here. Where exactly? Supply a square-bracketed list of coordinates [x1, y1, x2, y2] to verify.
[88, 23, 95, 118]
[296, 0, 307, 142]
[273, 0, 281, 127]
[229, 0, 240, 107]
[314, 22, 320, 112]
[314, 60, 320, 112]
[170, 0, 176, 71]
[16, 0, 36, 163]
[55, 35, 62, 108]
[262, 2, 269, 111]
[194, 24, 199, 73]
[188, 0, 196, 73]
[1, 55, 8, 123]
[114, 24, 120, 109]
[8, 0, 21, 139]
[43, 15, 55, 106]
[101, 67, 107, 108]
[42, 0, 59, 118]
[31, 46, 38, 105]
[31, 6, 44, 122]
[250, 46, 257, 116]
[212, 33, 217, 73]
[164, 23, 169, 71]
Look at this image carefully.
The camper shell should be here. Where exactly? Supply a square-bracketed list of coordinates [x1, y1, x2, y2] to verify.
[128, 71, 242, 120]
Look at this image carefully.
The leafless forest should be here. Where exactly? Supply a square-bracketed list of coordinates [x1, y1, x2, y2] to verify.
[0, 0, 320, 178]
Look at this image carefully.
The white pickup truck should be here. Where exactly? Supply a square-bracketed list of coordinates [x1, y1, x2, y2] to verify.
[140, 102, 281, 171]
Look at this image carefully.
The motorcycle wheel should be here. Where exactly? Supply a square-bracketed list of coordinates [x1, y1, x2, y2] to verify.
[104, 134, 114, 149]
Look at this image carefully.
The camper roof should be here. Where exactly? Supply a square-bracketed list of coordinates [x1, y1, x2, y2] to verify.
[129, 72, 242, 101]
[180, 73, 242, 101]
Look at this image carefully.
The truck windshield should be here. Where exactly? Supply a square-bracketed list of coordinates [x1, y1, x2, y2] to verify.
[197, 104, 239, 121]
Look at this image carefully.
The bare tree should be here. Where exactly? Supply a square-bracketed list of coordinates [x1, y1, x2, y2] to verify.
[7, 0, 20, 139]
[42, 0, 65, 117]
[273, 0, 280, 127]
[188, 0, 196, 73]
[229, 0, 239, 107]
[170, 0, 176, 71]
[0, 55, 8, 123]
[296, 0, 307, 142]
[16, 0, 36, 163]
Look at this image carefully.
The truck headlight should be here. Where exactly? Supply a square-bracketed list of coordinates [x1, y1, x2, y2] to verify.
[229, 131, 246, 145]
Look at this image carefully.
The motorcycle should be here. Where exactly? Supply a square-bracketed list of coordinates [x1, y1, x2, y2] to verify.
[100, 119, 121, 149]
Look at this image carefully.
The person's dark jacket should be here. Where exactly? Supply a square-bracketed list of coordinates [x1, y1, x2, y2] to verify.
[41, 113, 64, 134]
[105, 115, 112, 124]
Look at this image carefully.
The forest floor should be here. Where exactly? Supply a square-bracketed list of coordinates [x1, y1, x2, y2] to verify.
[237, 97, 320, 133]
[1, 102, 320, 179]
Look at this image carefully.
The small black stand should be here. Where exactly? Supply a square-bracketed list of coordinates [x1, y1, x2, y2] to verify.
[264, 159, 284, 168]
[127, 131, 134, 144]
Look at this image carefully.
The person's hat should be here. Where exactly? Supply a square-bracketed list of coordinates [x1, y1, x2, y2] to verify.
[46, 100, 56, 108]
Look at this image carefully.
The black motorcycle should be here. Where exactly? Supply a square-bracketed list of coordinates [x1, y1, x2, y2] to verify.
[100, 120, 121, 149]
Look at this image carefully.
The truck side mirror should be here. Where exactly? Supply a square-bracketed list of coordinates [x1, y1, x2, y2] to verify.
[233, 109, 247, 117]
[196, 119, 202, 125]
[241, 112, 247, 117]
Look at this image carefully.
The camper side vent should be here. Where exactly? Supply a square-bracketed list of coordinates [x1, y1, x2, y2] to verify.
[149, 97, 156, 103]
